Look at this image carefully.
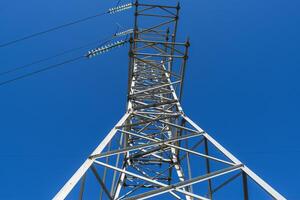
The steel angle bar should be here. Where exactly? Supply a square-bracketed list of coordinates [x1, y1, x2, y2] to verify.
[135, 59, 165, 65]
[130, 145, 171, 160]
[158, 6, 178, 16]
[179, 39, 190, 101]
[137, 19, 176, 35]
[148, 44, 170, 55]
[132, 145, 172, 162]
[139, 35, 168, 41]
[242, 166, 285, 200]
[204, 138, 213, 199]
[53, 113, 131, 200]
[135, 39, 186, 46]
[131, 111, 176, 122]
[90, 165, 113, 200]
[117, 166, 175, 199]
[130, 164, 155, 181]
[120, 139, 210, 200]
[94, 162, 182, 200]
[153, 93, 175, 101]
[134, 42, 162, 52]
[178, 138, 206, 165]
[134, 57, 181, 78]
[132, 80, 181, 95]
[137, 3, 178, 10]
[123, 164, 243, 200]
[160, 63, 184, 112]
[110, 131, 125, 196]
[90, 132, 203, 159]
[169, 3, 180, 72]
[133, 100, 179, 111]
[185, 140, 193, 194]
[133, 52, 185, 58]
[136, 44, 185, 56]
[120, 128, 234, 165]
[134, 111, 180, 116]
[170, 46, 186, 57]
[182, 115, 287, 200]
[138, 28, 168, 33]
[132, 96, 174, 104]
[131, 91, 174, 99]
[242, 172, 249, 200]
[137, 30, 168, 38]
[159, 120, 201, 134]
[127, 38, 134, 101]
[136, 6, 156, 15]
[94, 160, 209, 200]
[100, 140, 112, 200]
[78, 173, 86, 200]
[137, 13, 175, 19]
[116, 115, 179, 129]
[132, 113, 179, 126]
[137, 8, 176, 18]
[211, 172, 242, 194]
[146, 134, 234, 165]
[113, 153, 131, 198]
[185, 118, 242, 163]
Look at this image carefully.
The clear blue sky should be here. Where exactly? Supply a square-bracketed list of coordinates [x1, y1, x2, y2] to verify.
[0, 0, 299, 199]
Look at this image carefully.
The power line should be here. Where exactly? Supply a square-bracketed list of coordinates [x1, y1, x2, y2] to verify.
[0, 56, 84, 87]
[0, 33, 130, 87]
[0, 25, 133, 77]
[0, 36, 113, 77]
[0, 2, 133, 48]
[0, 13, 106, 48]
[0, 25, 133, 87]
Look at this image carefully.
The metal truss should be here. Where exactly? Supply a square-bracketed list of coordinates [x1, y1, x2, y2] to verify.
[54, 1, 285, 199]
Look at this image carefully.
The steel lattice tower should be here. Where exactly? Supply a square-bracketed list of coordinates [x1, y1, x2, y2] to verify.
[54, 1, 285, 200]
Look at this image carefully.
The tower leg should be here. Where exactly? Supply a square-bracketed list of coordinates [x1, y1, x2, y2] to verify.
[242, 172, 249, 200]
[53, 113, 130, 200]
[204, 138, 213, 199]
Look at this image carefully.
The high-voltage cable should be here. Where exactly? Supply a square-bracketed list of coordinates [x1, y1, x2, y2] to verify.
[0, 40, 104, 77]
[0, 56, 84, 87]
[0, 2, 133, 48]
[0, 32, 130, 87]
[0, 28, 132, 78]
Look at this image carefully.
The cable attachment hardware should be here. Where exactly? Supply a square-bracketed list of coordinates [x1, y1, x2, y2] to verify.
[115, 29, 134, 36]
[108, 3, 133, 14]
[86, 40, 127, 58]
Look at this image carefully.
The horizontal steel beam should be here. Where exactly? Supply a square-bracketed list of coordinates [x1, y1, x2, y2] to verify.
[94, 160, 208, 200]
[123, 164, 243, 200]
[182, 115, 287, 200]
[53, 113, 130, 200]
[134, 39, 186, 46]
[90, 132, 203, 159]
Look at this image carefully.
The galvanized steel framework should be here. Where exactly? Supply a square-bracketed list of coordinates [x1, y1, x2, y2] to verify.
[54, 1, 285, 199]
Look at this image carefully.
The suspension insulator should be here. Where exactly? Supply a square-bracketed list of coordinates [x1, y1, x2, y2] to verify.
[115, 29, 134, 36]
[86, 40, 127, 58]
[108, 3, 133, 14]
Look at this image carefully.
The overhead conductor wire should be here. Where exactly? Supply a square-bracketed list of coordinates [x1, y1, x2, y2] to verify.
[0, 28, 132, 87]
[0, 56, 84, 87]
[0, 36, 113, 77]
[0, 2, 133, 48]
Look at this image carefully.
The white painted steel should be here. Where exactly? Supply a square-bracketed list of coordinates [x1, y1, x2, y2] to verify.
[182, 115, 286, 200]
[53, 113, 131, 200]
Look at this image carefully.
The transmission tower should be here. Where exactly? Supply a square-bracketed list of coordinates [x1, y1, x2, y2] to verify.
[54, 1, 285, 199]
